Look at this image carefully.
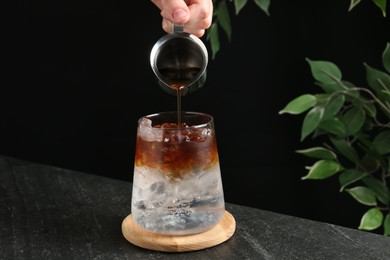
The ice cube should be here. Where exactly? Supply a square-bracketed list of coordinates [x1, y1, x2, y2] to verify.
[138, 118, 163, 142]
[150, 181, 165, 194]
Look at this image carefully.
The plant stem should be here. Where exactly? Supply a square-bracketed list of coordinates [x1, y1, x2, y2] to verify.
[352, 87, 390, 116]
[373, 117, 390, 128]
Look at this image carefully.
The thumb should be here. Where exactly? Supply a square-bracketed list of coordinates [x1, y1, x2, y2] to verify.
[161, 0, 190, 24]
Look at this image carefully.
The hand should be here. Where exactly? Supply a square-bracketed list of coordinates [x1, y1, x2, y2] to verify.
[151, 0, 213, 37]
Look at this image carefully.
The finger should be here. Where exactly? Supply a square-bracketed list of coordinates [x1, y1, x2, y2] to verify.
[160, 0, 190, 24]
[190, 29, 206, 38]
[182, 3, 212, 36]
[162, 18, 173, 34]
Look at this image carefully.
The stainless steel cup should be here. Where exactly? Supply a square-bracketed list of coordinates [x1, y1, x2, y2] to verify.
[150, 24, 208, 96]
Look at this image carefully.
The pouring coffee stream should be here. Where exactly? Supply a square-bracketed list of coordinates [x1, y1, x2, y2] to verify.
[150, 24, 208, 126]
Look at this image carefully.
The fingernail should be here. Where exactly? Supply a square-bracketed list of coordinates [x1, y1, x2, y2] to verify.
[173, 9, 189, 22]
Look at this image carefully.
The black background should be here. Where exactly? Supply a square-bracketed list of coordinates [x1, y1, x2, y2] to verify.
[3, 0, 389, 233]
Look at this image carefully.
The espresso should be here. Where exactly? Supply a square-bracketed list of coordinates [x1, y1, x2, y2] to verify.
[159, 67, 201, 86]
[134, 124, 218, 180]
[159, 67, 201, 126]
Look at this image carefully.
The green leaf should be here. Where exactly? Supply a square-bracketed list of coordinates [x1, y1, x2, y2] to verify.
[372, 130, 390, 155]
[383, 43, 390, 73]
[323, 94, 345, 120]
[253, 0, 270, 16]
[372, 0, 387, 17]
[356, 132, 373, 147]
[363, 177, 390, 205]
[302, 160, 342, 180]
[359, 208, 383, 231]
[217, 1, 232, 42]
[316, 82, 342, 93]
[234, 0, 248, 15]
[316, 81, 354, 93]
[296, 147, 337, 160]
[361, 118, 374, 132]
[384, 213, 390, 236]
[209, 22, 220, 60]
[346, 186, 377, 206]
[339, 169, 366, 192]
[342, 106, 366, 135]
[301, 106, 324, 141]
[342, 80, 357, 88]
[314, 93, 330, 103]
[360, 155, 381, 173]
[319, 117, 346, 137]
[306, 58, 342, 84]
[279, 94, 316, 115]
[330, 137, 360, 163]
[348, 0, 362, 11]
[364, 63, 390, 102]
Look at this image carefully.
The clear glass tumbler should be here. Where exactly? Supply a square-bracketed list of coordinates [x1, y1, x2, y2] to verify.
[131, 111, 225, 235]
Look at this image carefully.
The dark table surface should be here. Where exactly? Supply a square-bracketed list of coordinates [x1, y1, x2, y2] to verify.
[1, 155, 389, 260]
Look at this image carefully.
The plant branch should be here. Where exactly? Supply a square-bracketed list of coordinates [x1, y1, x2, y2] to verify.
[380, 165, 388, 185]
[373, 117, 390, 128]
[348, 87, 390, 115]
[378, 205, 390, 212]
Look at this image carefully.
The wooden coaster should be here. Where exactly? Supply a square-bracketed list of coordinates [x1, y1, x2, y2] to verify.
[121, 210, 236, 252]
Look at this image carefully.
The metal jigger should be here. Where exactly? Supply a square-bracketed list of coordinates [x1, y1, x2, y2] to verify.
[150, 24, 208, 96]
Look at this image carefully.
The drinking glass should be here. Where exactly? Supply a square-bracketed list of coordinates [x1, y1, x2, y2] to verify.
[131, 111, 225, 235]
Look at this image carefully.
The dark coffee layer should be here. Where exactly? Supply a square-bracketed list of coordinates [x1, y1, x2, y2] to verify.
[135, 123, 219, 180]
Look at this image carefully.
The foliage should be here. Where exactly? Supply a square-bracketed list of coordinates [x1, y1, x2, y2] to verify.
[208, 0, 387, 59]
[208, 0, 389, 235]
[208, 0, 270, 59]
[279, 43, 390, 235]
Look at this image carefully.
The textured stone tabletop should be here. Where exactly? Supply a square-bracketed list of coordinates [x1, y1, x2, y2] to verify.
[1, 155, 389, 259]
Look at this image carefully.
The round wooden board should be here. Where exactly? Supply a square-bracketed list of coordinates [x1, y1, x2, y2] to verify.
[121, 210, 236, 252]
